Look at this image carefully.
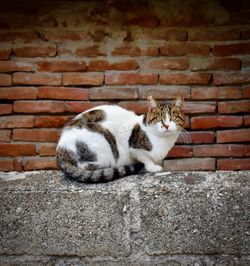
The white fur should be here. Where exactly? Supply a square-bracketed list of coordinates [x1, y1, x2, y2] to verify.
[57, 105, 180, 173]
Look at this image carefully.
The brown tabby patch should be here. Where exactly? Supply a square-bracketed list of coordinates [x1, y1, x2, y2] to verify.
[129, 123, 152, 151]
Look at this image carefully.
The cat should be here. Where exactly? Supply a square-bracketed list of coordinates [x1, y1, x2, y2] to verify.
[56, 96, 185, 183]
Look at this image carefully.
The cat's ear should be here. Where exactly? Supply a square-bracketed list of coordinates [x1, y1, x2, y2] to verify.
[147, 96, 160, 112]
[172, 96, 184, 110]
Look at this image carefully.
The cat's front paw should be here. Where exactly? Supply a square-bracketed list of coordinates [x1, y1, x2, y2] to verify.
[145, 164, 163, 173]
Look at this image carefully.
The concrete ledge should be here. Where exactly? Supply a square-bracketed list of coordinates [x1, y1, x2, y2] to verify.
[0, 171, 250, 265]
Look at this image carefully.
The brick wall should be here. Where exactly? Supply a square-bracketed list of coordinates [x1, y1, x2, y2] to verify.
[0, 0, 249, 171]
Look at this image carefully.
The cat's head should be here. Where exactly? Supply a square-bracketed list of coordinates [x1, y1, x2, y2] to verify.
[146, 96, 185, 135]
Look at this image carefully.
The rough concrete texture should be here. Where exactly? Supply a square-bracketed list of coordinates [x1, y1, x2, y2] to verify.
[0, 171, 249, 265]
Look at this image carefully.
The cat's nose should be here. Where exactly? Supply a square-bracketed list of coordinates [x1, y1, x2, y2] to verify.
[162, 123, 169, 130]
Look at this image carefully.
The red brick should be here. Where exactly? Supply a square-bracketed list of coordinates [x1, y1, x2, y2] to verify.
[0, 61, 34, 72]
[24, 157, 57, 170]
[14, 45, 56, 57]
[39, 144, 57, 156]
[0, 143, 36, 156]
[75, 45, 106, 57]
[167, 146, 193, 158]
[125, 15, 160, 27]
[0, 31, 38, 42]
[13, 73, 62, 86]
[160, 43, 210, 56]
[88, 59, 138, 71]
[217, 159, 250, 170]
[119, 101, 147, 114]
[14, 101, 65, 113]
[0, 87, 37, 100]
[213, 43, 250, 56]
[105, 73, 158, 85]
[37, 61, 87, 72]
[191, 116, 243, 129]
[193, 144, 244, 157]
[34, 116, 72, 128]
[184, 102, 216, 114]
[189, 29, 240, 41]
[0, 48, 11, 60]
[163, 158, 215, 171]
[243, 86, 250, 98]
[244, 115, 250, 126]
[65, 101, 106, 113]
[190, 58, 241, 71]
[90, 87, 138, 100]
[242, 60, 250, 69]
[177, 132, 215, 144]
[217, 129, 250, 143]
[0, 104, 12, 115]
[160, 73, 211, 85]
[38, 86, 89, 100]
[112, 46, 158, 56]
[13, 129, 60, 142]
[0, 130, 11, 142]
[213, 72, 250, 85]
[0, 116, 34, 128]
[218, 101, 250, 114]
[245, 145, 250, 156]
[191, 87, 242, 100]
[0, 159, 14, 171]
[242, 30, 250, 40]
[63, 73, 103, 86]
[164, 30, 187, 41]
[41, 30, 90, 42]
[0, 74, 11, 86]
[138, 86, 190, 99]
[143, 58, 189, 70]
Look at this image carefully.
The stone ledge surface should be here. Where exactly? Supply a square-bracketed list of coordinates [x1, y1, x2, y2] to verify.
[0, 171, 249, 265]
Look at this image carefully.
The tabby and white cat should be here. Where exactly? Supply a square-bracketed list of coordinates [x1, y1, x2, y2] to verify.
[56, 96, 184, 183]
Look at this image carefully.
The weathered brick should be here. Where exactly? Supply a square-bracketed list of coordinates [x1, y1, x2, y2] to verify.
[177, 132, 215, 144]
[38, 87, 89, 100]
[189, 29, 240, 41]
[167, 146, 193, 158]
[0, 48, 11, 60]
[0, 61, 34, 72]
[0, 74, 11, 86]
[164, 158, 215, 171]
[90, 87, 138, 100]
[0, 104, 12, 115]
[14, 101, 65, 113]
[125, 15, 160, 27]
[0, 130, 11, 142]
[0, 31, 38, 42]
[244, 115, 250, 126]
[0, 116, 34, 128]
[13, 72, 62, 86]
[24, 157, 57, 170]
[217, 129, 250, 143]
[213, 43, 250, 56]
[245, 145, 250, 156]
[242, 30, 250, 40]
[105, 73, 158, 85]
[213, 72, 250, 85]
[65, 101, 105, 113]
[138, 86, 190, 99]
[164, 30, 187, 41]
[41, 30, 90, 42]
[184, 102, 216, 114]
[193, 144, 244, 157]
[75, 45, 106, 57]
[218, 101, 250, 114]
[34, 116, 71, 128]
[242, 86, 250, 98]
[0, 143, 36, 156]
[112, 46, 158, 56]
[63, 73, 104, 86]
[160, 73, 211, 85]
[13, 129, 60, 142]
[119, 101, 147, 114]
[14, 45, 56, 57]
[217, 159, 250, 170]
[37, 61, 87, 72]
[39, 144, 57, 156]
[0, 159, 14, 171]
[160, 43, 210, 56]
[191, 116, 243, 129]
[191, 87, 242, 100]
[143, 58, 189, 70]
[88, 59, 138, 71]
[0, 87, 37, 99]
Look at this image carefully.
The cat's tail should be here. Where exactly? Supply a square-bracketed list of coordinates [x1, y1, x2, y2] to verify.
[56, 147, 144, 183]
